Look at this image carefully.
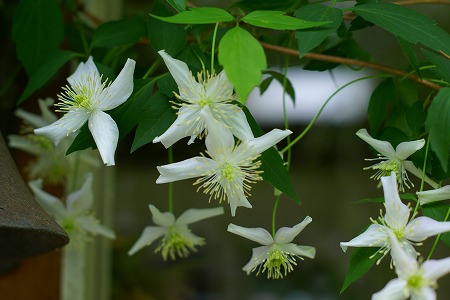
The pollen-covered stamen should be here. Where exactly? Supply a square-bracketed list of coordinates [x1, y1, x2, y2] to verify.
[364, 155, 412, 191]
[155, 226, 204, 261]
[257, 245, 300, 279]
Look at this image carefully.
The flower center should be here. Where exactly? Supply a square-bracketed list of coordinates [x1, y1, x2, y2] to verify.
[62, 217, 76, 234]
[365, 156, 412, 191]
[156, 227, 204, 261]
[261, 245, 299, 279]
[221, 162, 236, 181]
[407, 273, 425, 291]
[197, 97, 212, 108]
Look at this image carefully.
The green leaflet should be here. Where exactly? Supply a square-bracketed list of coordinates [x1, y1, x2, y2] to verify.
[241, 10, 329, 30]
[260, 70, 296, 105]
[91, 19, 147, 48]
[151, 7, 234, 24]
[218, 26, 267, 102]
[422, 202, 450, 247]
[166, 0, 186, 12]
[367, 78, 396, 135]
[422, 49, 450, 84]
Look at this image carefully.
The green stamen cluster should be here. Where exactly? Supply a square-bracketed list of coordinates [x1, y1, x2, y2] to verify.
[156, 228, 204, 261]
[261, 246, 298, 279]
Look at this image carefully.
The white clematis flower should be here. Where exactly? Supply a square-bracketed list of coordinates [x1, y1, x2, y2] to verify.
[340, 172, 450, 262]
[227, 217, 315, 279]
[372, 232, 450, 300]
[152, 50, 253, 148]
[34, 57, 136, 166]
[156, 118, 291, 216]
[128, 205, 224, 260]
[417, 185, 450, 205]
[357, 128, 437, 191]
[28, 173, 115, 245]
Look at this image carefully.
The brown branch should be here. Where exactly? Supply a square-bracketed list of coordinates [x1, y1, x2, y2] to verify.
[260, 41, 442, 91]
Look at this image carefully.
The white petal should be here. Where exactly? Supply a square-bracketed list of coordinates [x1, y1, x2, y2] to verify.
[88, 110, 119, 166]
[223, 106, 254, 141]
[205, 70, 233, 100]
[177, 227, 204, 245]
[204, 112, 235, 159]
[149, 205, 175, 227]
[417, 185, 450, 205]
[156, 157, 215, 184]
[356, 128, 396, 158]
[422, 256, 450, 281]
[280, 243, 316, 259]
[382, 173, 410, 230]
[372, 279, 408, 300]
[28, 179, 66, 219]
[34, 110, 89, 145]
[127, 226, 166, 256]
[77, 215, 115, 239]
[405, 217, 450, 242]
[66, 173, 93, 214]
[389, 232, 418, 277]
[340, 224, 389, 252]
[8, 135, 41, 155]
[243, 129, 292, 158]
[395, 139, 425, 160]
[274, 216, 312, 244]
[227, 223, 274, 246]
[242, 245, 270, 274]
[67, 56, 101, 87]
[403, 161, 438, 189]
[38, 98, 58, 124]
[176, 206, 224, 226]
[411, 287, 436, 300]
[98, 58, 135, 110]
[225, 180, 252, 216]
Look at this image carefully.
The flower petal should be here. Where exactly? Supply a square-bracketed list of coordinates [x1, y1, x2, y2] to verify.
[227, 223, 273, 245]
[77, 215, 115, 239]
[66, 173, 93, 214]
[403, 161, 438, 189]
[156, 157, 215, 184]
[149, 205, 175, 227]
[274, 216, 312, 244]
[417, 185, 450, 205]
[395, 139, 425, 160]
[88, 110, 119, 166]
[205, 70, 233, 100]
[8, 135, 41, 155]
[372, 278, 408, 300]
[97, 58, 135, 110]
[382, 173, 410, 230]
[280, 244, 316, 259]
[242, 245, 270, 274]
[422, 256, 450, 281]
[411, 287, 436, 300]
[389, 232, 418, 277]
[127, 226, 166, 256]
[225, 180, 252, 216]
[244, 129, 292, 157]
[67, 56, 101, 87]
[204, 112, 235, 159]
[28, 179, 66, 219]
[176, 206, 224, 226]
[404, 216, 450, 242]
[224, 106, 254, 141]
[340, 224, 389, 252]
[356, 128, 396, 158]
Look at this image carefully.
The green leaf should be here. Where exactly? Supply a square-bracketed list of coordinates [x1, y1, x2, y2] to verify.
[422, 202, 450, 247]
[262, 70, 296, 104]
[397, 36, 421, 78]
[422, 49, 450, 83]
[350, 3, 450, 56]
[241, 10, 329, 30]
[151, 7, 234, 24]
[426, 88, 450, 172]
[243, 106, 300, 203]
[167, 0, 186, 12]
[91, 19, 147, 48]
[341, 247, 381, 293]
[219, 26, 267, 101]
[294, 4, 343, 57]
[367, 78, 396, 135]
[12, 0, 64, 75]
[235, 0, 303, 12]
[352, 193, 416, 204]
[18, 51, 80, 104]
[131, 91, 177, 152]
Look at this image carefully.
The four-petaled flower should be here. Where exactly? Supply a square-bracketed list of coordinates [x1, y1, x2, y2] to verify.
[156, 118, 291, 216]
[128, 205, 224, 260]
[357, 129, 437, 191]
[228, 217, 315, 279]
[372, 231, 450, 300]
[34, 56, 136, 166]
[153, 50, 253, 148]
[340, 172, 450, 262]
[29, 173, 115, 246]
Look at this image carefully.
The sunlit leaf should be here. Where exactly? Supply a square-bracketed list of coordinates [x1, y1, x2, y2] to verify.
[151, 7, 234, 24]
[241, 10, 328, 30]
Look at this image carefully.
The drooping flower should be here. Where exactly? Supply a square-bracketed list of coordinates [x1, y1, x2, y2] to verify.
[357, 129, 437, 191]
[156, 118, 291, 216]
[34, 57, 136, 166]
[128, 205, 224, 260]
[417, 185, 450, 205]
[227, 216, 315, 279]
[340, 172, 450, 262]
[29, 173, 115, 246]
[152, 50, 253, 148]
[372, 231, 450, 300]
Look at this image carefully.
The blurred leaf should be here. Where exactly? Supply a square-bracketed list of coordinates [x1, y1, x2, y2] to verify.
[166, 0, 186, 12]
[367, 78, 395, 135]
[397, 37, 421, 78]
[235, 0, 303, 12]
[294, 4, 343, 57]
[422, 48, 450, 83]
[157, 75, 178, 98]
[219, 26, 267, 101]
[422, 202, 450, 246]
[405, 101, 426, 136]
[396, 79, 418, 107]
[353, 193, 416, 204]
[241, 10, 329, 30]
[262, 70, 296, 104]
[151, 7, 234, 24]
[91, 19, 147, 48]
[12, 0, 64, 75]
[426, 87, 450, 172]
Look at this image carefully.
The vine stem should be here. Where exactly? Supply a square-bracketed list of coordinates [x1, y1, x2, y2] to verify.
[272, 196, 281, 237]
[211, 22, 219, 74]
[168, 146, 174, 213]
[260, 41, 442, 91]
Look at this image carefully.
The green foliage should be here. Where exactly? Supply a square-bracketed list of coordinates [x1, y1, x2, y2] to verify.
[218, 26, 267, 101]
[166, 0, 186, 12]
[422, 49, 450, 83]
[241, 10, 328, 30]
[422, 202, 450, 246]
[367, 78, 396, 135]
[91, 19, 147, 48]
[151, 7, 234, 24]
[259, 70, 296, 104]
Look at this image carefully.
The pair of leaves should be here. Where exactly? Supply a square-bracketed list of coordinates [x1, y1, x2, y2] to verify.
[259, 70, 296, 104]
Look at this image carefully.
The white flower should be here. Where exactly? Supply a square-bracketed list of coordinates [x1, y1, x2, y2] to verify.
[417, 185, 450, 205]
[152, 50, 253, 148]
[29, 173, 115, 245]
[357, 129, 437, 191]
[128, 205, 223, 260]
[340, 172, 450, 262]
[227, 217, 315, 279]
[34, 57, 136, 166]
[372, 231, 450, 300]
[156, 118, 291, 216]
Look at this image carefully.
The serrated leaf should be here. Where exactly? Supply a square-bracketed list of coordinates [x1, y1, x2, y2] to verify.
[367, 78, 395, 134]
[341, 247, 381, 293]
[18, 51, 80, 104]
[131, 91, 177, 152]
[351, 3, 450, 56]
[167, 0, 186, 12]
[91, 19, 147, 48]
[263, 70, 296, 104]
[219, 26, 267, 101]
[12, 0, 64, 75]
[422, 202, 450, 246]
[241, 10, 328, 30]
[151, 7, 234, 24]
[426, 88, 450, 172]
[294, 4, 343, 57]
[422, 48, 450, 83]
